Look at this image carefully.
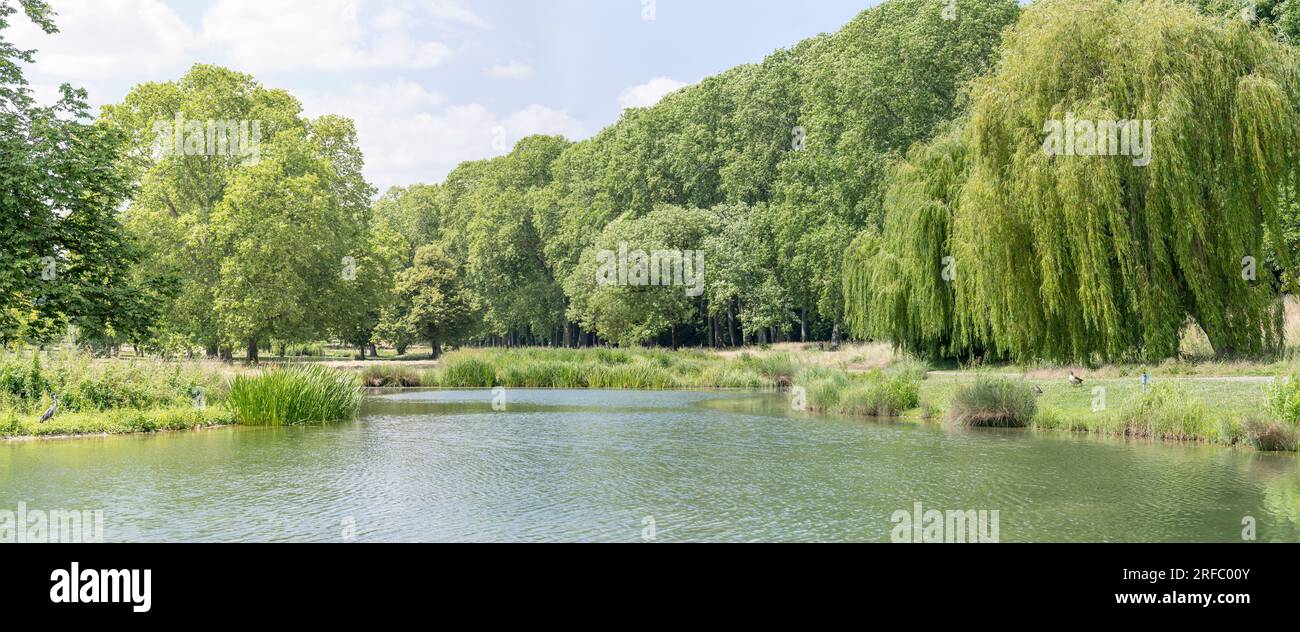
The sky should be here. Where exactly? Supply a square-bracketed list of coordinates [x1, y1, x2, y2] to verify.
[8, 0, 882, 193]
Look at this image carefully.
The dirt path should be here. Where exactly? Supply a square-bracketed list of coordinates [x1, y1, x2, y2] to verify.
[921, 370, 1275, 383]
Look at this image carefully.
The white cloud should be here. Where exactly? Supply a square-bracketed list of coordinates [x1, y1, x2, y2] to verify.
[618, 77, 688, 109]
[199, 0, 454, 73]
[7, 0, 193, 80]
[486, 61, 534, 78]
[300, 80, 582, 192]
[503, 104, 584, 141]
[424, 0, 491, 29]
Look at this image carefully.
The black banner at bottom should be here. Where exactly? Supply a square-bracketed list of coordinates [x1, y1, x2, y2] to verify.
[0, 544, 1290, 621]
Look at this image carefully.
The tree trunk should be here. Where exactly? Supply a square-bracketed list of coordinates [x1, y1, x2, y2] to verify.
[832, 323, 841, 348]
[246, 339, 259, 365]
[369, 343, 378, 358]
[430, 340, 442, 359]
[727, 301, 739, 347]
[801, 307, 808, 343]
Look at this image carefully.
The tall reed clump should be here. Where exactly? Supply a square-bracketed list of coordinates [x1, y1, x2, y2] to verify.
[437, 356, 498, 387]
[947, 376, 1037, 427]
[227, 365, 362, 426]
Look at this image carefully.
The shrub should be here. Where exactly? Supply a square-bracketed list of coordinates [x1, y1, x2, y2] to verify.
[227, 366, 362, 426]
[1243, 415, 1299, 451]
[360, 365, 423, 387]
[1269, 375, 1300, 424]
[948, 377, 1038, 427]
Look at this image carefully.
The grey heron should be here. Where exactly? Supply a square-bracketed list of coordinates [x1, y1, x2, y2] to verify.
[39, 394, 59, 423]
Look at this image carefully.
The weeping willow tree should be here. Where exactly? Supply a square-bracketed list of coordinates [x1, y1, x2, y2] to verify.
[941, 0, 1300, 363]
[844, 126, 969, 358]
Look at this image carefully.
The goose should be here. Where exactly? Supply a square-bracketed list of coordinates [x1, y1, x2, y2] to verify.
[39, 394, 59, 423]
[1068, 371, 1084, 387]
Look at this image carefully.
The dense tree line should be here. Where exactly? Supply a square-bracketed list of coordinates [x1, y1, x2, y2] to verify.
[7, 0, 1299, 363]
[369, 0, 1022, 354]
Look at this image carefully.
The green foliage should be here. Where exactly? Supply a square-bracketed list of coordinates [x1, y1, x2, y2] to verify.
[844, 126, 968, 357]
[565, 205, 715, 345]
[0, 0, 145, 346]
[0, 351, 225, 415]
[1, 406, 234, 438]
[430, 347, 778, 390]
[1111, 383, 1218, 441]
[847, 0, 1300, 363]
[797, 367, 920, 417]
[379, 245, 477, 357]
[947, 377, 1038, 427]
[1243, 414, 1299, 451]
[227, 365, 362, 425]
[1267, 374, 1300, 423]
[438, 356, 497, 388]
[101, 65, 378, 359]
[359, 365, 424, 388]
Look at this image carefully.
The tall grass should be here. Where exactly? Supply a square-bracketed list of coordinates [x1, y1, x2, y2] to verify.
[227, 365, 362, 426]
[0, 351, 225, 415]
[797, 367, 919, 417]
[439, 356, 497, 387]
[0, 406, 234, 438]
[1109, 383, 1219, 441]
[947, 377, 1037, 428]
[429, 348, 774, 389]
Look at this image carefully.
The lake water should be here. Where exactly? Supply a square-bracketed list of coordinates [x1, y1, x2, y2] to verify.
[2, 389, 1298, 542]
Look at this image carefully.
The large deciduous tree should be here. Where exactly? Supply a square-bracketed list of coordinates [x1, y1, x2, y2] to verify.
[0, 0, 141, 348]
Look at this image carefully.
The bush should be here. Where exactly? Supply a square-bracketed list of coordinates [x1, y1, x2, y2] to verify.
[1244, 416, 1299, 451]
[227, 366, 362, 426]
[360, 365, 423, 387]
[948, 377, 1037, 427]
[1269, 375, 1300, 424]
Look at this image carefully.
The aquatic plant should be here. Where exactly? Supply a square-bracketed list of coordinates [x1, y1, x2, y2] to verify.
[227, 365, 362, 426]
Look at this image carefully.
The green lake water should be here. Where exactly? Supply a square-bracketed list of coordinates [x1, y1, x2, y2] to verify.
[2, 389, 1298, 542]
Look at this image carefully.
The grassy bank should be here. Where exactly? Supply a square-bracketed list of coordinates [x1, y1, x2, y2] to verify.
[1, 352, 362, 438]
[1, 406, 235, 438]
[426, 347, 787, 389]
[907, 373, 1300, 450]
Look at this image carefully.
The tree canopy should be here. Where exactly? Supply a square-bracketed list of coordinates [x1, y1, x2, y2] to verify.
[846, 0, 1300, 362]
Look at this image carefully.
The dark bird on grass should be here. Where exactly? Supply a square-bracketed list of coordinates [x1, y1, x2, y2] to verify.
[39, 394, 59, 423]
[1032, 385, 1044, 395]
[1068, 371, 1084, 387]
